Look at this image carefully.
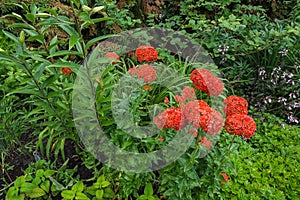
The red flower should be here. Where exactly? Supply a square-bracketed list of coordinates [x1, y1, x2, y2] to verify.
[164, 97, 169, 104]
[143, 85, 152, 90]
[175, 95, 186, 103]
[128, 64, 157, 83]
[128, 66, 139, 76]
[154, 107, 187, 130]
[224, 96, 248, 116]
[206, 76, 224, 96]
[62, 67, 73, 76]
[104, 52, 120, 64]
[158, 136, 163, 142]
[221, 173, 229, 183]
[190, 68, 211, 93]
[190, 68, 223, 96]
[182, 86, 195, 101]
[206, 109, 224, 136]
[199, 137, 212, 150]
[225, 114, 256, 138]
[183, 100, 211, 130]
[135, 46, 158, 63]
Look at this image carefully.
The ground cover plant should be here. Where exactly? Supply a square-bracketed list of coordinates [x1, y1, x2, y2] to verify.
[0, 0, 299, 199]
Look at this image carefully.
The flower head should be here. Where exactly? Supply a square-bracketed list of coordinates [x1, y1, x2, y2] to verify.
[143, 85, 152, 91]
[62, 67, 73, 76]
[183, 100, 211, 131]
[221, 173, 229, 183]
[154, 107, 187, 130]
[135, 46, 158, 63]
[199, 137, 212, 150]
[190, 68, 223, 96]
[104, 52, 120, 64]
[128, 65, 157, 83]
[225, 114, 256, 138]
[224, 96, 248, 116]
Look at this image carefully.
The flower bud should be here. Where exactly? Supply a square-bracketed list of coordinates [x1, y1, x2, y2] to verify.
[19, 30, 25, 43]
[82, 5, 92, 12]
[92, 6, 104, 14]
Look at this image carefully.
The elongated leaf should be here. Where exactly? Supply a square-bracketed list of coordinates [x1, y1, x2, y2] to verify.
[58, 24, 79, 37]
[91, 17, 114, 24]
[27, 35, 45, 44]
[48, 50, 83, 58]
[85, 34, 118, 51]
[6, 86, 42, 97]
[8, 23, 35, 30]
[2, 30, 19, 44]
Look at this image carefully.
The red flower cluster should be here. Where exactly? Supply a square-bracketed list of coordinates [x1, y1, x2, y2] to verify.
[62, 67, 73, 76]
[128, 64, 156, 83]
[199, 137, 212, 150]
[221, 173, 229, 184]
[143, 85, 152, 91]
[104, 52, 120, 64]
[225, 114, 256, 138]
[183, 100, 223, 135]
[153, 107, 187, 130]
[135, 46, 158, 63]
[224, 96, 248, 116]
[174, 86, 195, 106]
[190, 68, 223, 96]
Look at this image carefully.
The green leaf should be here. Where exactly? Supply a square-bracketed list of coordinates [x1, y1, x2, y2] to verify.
[101, 181, 110, 188]
[2, 30, 20, 44]
[20, 183, 36, 193]
[30, 2, 37, 14]
[6, 86, 42, 97]
[69, 35, 81, 50]
[75, 192, 90, 200]
[144, 183, 153, 196]
[72, 181, 84, 193]
[27, 187, 46, 198]
[58, 24, 79, 37]
[40, 180, 51, 193]
[48, 50, 83, 58]
[27, 35, 45, 44]
[61, 190, 76, 199]
[85, 34, 118, 51]
[49, 176, 65, 191]
[8, 23, 35, 30]
[96, 189, 104, 200]
[25, 13, 36, 23]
